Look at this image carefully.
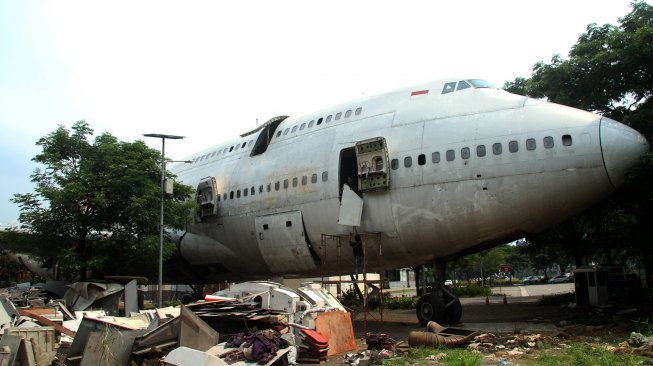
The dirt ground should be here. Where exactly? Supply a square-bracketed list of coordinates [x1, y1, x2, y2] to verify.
[315, 300, 626, 366]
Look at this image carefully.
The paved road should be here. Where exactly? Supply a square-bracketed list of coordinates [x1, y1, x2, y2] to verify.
[459, 282, 575, 305]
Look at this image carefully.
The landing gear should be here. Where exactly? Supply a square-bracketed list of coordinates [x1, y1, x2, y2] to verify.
[416, 287, 462, 325]
[414, 261, 463, 325]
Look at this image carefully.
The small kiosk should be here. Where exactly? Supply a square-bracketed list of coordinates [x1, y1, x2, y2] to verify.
[573, 266, 625, 307]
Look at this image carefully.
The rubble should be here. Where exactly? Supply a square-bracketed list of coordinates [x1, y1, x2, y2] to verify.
[0, 280, 355, 365]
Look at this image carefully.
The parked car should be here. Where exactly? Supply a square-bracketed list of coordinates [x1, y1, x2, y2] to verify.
[522, 276, 539, 285]
[444, 280, 453, 286]
[548, 274, 570, 283]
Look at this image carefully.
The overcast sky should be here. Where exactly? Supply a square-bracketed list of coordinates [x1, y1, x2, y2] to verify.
[0, 0, 640, 225]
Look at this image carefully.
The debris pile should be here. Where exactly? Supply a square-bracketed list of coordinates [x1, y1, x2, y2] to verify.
[0, 280, 354, 365]
[343, 349, 394, 365]
[467, 333, 544, 356]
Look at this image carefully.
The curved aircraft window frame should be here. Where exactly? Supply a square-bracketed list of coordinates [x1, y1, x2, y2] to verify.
[492, 143, 502, 155]
[345, 110, 352, 118]
[326, 115, 332, 123]
[509, 140, 519, 153]
[391, 159, 399, 170]
[418, 154, 426, 166]
[543, 136, 554, 148]
[477, 145, 486, 157]
[335, 112, 342, 120]
[461, 147, 470, 159]
[308, 120, 315, 128]
[322, 171, 328, 182]
[355, 107, 362, 116]
[300, 123, 306, 131]
[311, 173, 318, 183]
[562, 134, 573, 146]
[432, 152, 440, 163]
[446, 149, 455, 162]
[526, 138, 536, 151]
[404, 156, 412, 168]
[317, 118, 323, 126]
[291, 125, 298, 133]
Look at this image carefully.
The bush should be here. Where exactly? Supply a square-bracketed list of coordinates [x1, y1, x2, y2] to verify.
[385, 296, 418, 310]
[452, 284, 491, 297]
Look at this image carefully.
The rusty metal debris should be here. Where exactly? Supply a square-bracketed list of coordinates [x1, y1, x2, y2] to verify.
[0, 280, 354, 365]
[408, 321, 477, 348]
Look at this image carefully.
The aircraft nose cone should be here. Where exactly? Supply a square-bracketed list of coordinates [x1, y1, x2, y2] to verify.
[600, 117, 649, 188]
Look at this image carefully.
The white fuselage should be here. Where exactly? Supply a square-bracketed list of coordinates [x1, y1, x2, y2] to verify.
[171, 78, 649, 281]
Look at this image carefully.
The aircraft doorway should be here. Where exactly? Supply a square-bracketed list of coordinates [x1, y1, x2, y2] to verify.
[339, 147, 359, 200]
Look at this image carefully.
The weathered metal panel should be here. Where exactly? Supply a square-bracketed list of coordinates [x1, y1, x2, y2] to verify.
[254, 211, 317, 273]
[337, 185, 363, 227]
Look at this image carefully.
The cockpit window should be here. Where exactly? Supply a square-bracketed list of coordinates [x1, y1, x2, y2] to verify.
[468, 79, 496, 88]
[456, 80, 471, 90]
[442, 82, 456, 94]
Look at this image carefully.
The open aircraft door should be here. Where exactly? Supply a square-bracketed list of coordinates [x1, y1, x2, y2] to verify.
[355, 137, 390, 192]
[254, 211, 319, 273]
[195, 176, 218, 221]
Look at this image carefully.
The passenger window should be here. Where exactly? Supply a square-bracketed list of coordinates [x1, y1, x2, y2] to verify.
[391, 159, 399, 170]
[562, 134, 572, 146]
[432, 152, 440, 163]
[355, 107, 362, 115]
[509, 140, 519, 153]
[457, 80, 471, 90]
[259, 185, 264, 193]
[251, 187, 255, 195]
[308, 120, 314, 128]
[276, 131, 282, 138]
[311, 173, 318, 183]
[326, 115, 332, 122]
[335, 112, 342, 120]
[317, 118, 323, 125]
[267, 183, 271, 192]
[345, 110, 352, 118]
[275, 182, 280, 191]
[235, 144, 240, 151]
[461, 147, 470, 159]
[291, 126, 297, 133]
[283, 179, 289, 189]
[292, 177, 298, 187]
[230, 191, 234, 199]
[243, 189, 247, 197]
[477, 145, 486, 157]
[229, 146, 234, 152]
[442, 82, 456, 94]
[322, 171, 328, 181]
[223, 148, 229, 154]
[493, 143, 502, 155]
[223, 193, 227, 200]
[210, 151, 216, 158]
[418, 154, 426, 165]
[526, 138, 536, 151]
[300, 123, 306, 130]
[236, 190, 241, 198]
[242, 142, 246, 148]
[446, 149, 455, 161]
[283, 128, 289, 136]
[302, 176, 307, 185]
[543, 136, 554, 148]
[404, 156, 412, 168]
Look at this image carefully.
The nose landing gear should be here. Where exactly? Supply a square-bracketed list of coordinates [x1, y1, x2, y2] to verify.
[414, 260, 462, 326]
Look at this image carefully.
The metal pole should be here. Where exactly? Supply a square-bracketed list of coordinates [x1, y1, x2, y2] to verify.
[158, 138, 166, 308]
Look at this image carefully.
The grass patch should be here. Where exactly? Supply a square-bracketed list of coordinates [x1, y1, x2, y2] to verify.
[524, 342, 646, 365]
[384, 346, 482, 366]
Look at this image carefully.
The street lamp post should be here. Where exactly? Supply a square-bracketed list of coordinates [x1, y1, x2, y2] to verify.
[143, 133, 185, 308]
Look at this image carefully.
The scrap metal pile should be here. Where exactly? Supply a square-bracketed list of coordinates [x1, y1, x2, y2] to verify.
[0, 280, 355, 365]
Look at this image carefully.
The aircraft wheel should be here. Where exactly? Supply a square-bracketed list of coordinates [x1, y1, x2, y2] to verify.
[416, 294, 445, 326]
[445, 298, 463, 324]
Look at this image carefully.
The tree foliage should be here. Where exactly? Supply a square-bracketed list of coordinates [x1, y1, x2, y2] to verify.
[10, 121, 195, 280]
[504, 1, 653, 276]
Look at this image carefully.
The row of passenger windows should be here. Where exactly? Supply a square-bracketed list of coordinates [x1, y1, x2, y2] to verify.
[391, 135, 573, 169]
[191, 106, 364, 163]
[219, 171, 329, 201]
[275, 107, 363, 139]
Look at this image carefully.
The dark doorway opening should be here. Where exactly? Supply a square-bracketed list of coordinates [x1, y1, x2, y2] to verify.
[339, 147, 360, 199]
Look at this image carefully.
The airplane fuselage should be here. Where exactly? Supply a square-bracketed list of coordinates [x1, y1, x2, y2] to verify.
[171, 78, 648, 282]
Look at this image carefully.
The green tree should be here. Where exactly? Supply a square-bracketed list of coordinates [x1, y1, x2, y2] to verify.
[504, 1, 653, 278]
[10, 121, 195, 280]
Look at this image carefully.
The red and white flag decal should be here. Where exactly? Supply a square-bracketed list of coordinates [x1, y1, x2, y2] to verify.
[410, 90, 429, 96]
